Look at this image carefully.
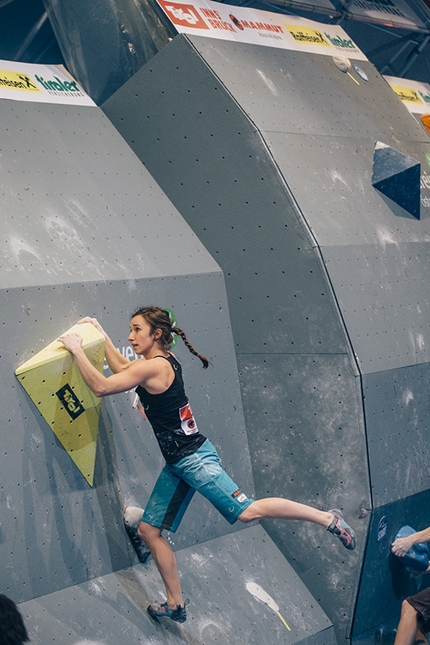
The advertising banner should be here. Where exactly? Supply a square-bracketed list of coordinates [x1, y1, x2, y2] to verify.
[156, 0, 367, 59]
[384, 75, 430, 114]
[0, 61, 95, 106]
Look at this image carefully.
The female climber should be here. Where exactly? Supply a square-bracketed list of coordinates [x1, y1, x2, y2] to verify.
[59, 306, 356, 625]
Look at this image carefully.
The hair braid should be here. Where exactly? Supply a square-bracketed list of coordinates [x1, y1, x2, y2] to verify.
[131, 306, 209, 368]
[174, 326, 209, 369]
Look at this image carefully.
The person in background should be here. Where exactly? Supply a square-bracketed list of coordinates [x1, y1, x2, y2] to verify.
[0, 594, 29, 645]
[392, 527, 430, 645]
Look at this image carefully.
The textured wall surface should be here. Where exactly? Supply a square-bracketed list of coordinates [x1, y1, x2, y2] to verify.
[103, 33, 430, 643]
[19, 525, 336, 645]
[1, 95, 333, 643]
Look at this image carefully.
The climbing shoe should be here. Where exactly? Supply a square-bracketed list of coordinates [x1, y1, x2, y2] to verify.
[147, 599, 189, 623]
[123, 506, 151, 564]
[327, 508, 356, 550]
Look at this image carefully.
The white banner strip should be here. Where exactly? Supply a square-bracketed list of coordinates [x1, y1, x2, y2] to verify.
[384, 75, 430, 114]
[0, 62, 95, 106]
[157, 0, 367, 59]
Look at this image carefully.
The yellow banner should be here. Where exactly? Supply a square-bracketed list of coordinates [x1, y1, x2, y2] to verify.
[0, 70, 42, 93]
[284, 24, 330, 46]
[391, 85, 424, 105]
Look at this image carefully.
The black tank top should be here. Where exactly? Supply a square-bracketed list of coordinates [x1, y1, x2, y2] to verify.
[135, 354, 206, 463]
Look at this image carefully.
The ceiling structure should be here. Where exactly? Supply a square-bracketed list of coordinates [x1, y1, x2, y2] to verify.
[0, 0, 429, 85]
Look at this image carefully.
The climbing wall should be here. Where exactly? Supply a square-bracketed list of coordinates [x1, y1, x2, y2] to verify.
[102, 16, 430, 644]
[1, 62, 335, 644]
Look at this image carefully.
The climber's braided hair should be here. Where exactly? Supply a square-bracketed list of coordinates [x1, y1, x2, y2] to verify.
[131, 306, 209, 368]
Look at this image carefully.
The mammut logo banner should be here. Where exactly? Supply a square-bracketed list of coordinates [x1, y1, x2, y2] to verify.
[227, 14, 284, 34]
[0, 59, 95, 106]
[155, 0, 367, 58]
[56, 384, 86, 421]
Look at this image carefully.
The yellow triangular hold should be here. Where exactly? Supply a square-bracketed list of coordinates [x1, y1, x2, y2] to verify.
[15, 323, 106, 486]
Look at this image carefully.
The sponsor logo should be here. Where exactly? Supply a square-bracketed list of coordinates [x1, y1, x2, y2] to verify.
[179, 403, 199, 435]
[377, 515, 388, 542]
[56, 384, 85, 420]
[0, 70, 41, 92]
[197, 7, 235, 31]
[285, 25, 330, 46]
[0, 70, 87, 97]
[232, 489, 248, 502]
[324, 32, 356, 49]
[35, 75, 84, 96]
[229, 14, 244, 30]
[158, 0, 209, 28]
[420, 169, 430, 189]
[392, 85, 423, 104]
[227, 14, 283, 33]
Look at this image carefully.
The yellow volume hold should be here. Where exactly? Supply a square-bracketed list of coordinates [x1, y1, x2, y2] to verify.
[15, 323, 106, 487]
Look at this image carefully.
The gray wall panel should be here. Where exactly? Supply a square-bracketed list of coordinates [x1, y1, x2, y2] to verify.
[0, 101, 218, 288]
[20, 525, 336, 645]
[102, 38, 348, 357]
[264, 135, 430, 244]
[187, 38, 426, 144]
[362, 366, 430, 507]
[237, 352, 368, 636]
[323, 243, 430, 375]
